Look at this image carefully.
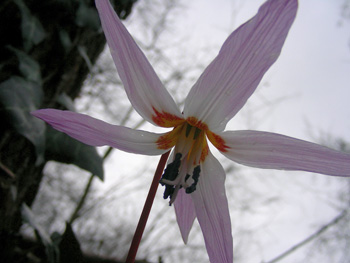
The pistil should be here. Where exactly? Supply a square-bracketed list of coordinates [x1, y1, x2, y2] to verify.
[158, 120, 210, 204]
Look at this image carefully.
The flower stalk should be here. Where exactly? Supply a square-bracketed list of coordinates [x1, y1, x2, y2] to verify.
[125, 151, 170, 263]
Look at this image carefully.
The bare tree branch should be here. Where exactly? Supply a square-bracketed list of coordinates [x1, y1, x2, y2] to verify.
[263, 210, 347, 263]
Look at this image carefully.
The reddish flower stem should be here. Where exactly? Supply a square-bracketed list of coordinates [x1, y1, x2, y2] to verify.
[125, 151, 170, 263]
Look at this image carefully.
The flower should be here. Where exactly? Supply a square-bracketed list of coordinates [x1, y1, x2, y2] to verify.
[32, 0, 350, 262]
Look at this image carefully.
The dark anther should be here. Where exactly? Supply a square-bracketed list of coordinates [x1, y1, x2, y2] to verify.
[185, 165, 201, 194]
[160, 153, 182, 184]
[160, 153, 182, 200]
[185, 185, 196, 194]
[163, 185, 174, 200]
[192, 165, 200, 181]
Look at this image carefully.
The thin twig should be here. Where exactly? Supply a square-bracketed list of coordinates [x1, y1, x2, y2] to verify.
[0, 161, 15, 179]
[263, 210, 347, 263]
[69, 146, 112, 224]
[68, 143, 116, 224]
[69, 174, 95, 224]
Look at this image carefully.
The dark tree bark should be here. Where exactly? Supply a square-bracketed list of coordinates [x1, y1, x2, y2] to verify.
[0, 0, 137, 261]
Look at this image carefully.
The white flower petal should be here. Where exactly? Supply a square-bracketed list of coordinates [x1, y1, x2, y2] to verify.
[220, 130, 350, 177]
[184, 0, 298, 132]
[191, 152, 233, 263]
[32, 109, 168, 155]
[174, 189, 196, 244]
[96, 0, 182, 127]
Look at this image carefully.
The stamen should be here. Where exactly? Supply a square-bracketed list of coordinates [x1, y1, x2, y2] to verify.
[163, 185, 174, 200]
[159, 119, 207, 203]
[193, 127, 202, 140]
[160, 153, 182, 182]
[169, 185, 181, 205]
[185, 165, 201, 194]
[185, 124, 193, 137]
[160, 153, 182, 200]
[193, 165, 201, 181]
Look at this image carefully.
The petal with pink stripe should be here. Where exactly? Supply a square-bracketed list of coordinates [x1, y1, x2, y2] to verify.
[96, 0, 182, 127]
[184, 0, 298, 132]
[220, 130, 350, 177]
[174, 188, 196, 244]
[32, 109, 168, 155]
[191, 152, 233, 263]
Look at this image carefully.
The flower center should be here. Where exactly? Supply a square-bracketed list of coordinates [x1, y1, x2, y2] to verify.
[157, 121, 209, 204]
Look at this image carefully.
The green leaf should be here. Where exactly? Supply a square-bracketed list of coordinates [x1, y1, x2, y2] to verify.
[59, 223, 84, 263]
[75, 0, 100, 30]
[45, 126, 104, 180]
[21, 204, 59, 263]
[8, 46, 42, 84]
[59, 30, 73, 53]
[0, 77, 45, 165]
[14, 0, 46, 51]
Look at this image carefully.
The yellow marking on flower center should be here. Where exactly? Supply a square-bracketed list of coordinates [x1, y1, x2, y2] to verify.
[156, 121, 208, 165]
[156, 116, 229, 163]
[156, 125, 183, 150]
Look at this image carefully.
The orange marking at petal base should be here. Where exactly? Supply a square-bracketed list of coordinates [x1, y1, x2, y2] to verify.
[152, 107, 184, 128]
[186, 116, 208, 131]
[206, 131, 230, 152]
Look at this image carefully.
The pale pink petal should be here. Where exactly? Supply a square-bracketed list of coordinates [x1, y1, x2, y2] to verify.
[184, 0, 298, 132]
[32, 109, 168, 155]
[174, 188, 196, 244]
[172, 152, 196, 244]
[95, 0, 182, 127]
[191, 152, 233, 263]
[220, 130, 350, 177]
